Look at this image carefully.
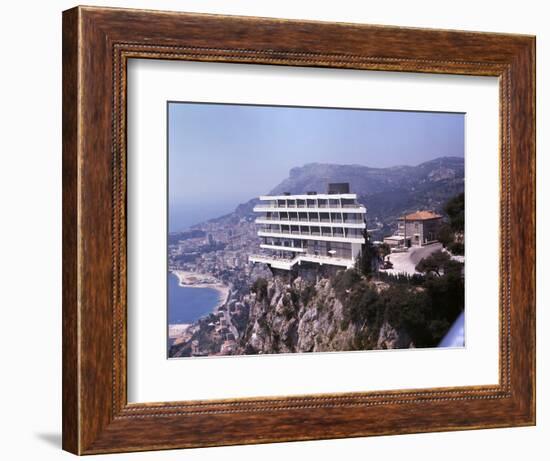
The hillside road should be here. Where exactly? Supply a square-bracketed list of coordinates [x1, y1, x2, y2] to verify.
[384, 243, 443, 276]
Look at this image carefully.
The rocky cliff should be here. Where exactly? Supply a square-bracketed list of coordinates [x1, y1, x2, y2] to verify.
[240, 276, 357, 354]
[170, 270, 415, 357]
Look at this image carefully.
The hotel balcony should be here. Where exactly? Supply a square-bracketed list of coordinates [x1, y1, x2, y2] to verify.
[257, 230, 364, 244]
[253, 193, 366, 214]
[249, 253, 356, 270]
[259, 243, 306, 252]
[255, 217, 366, 229]
[254, 203, 366, 213]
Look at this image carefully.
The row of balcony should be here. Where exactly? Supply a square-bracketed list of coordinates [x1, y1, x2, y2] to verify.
[261, 238, 353, 252]
[256, 203, 363, 209]
[257, 216, 365, 224]
[258, 227, 364, 239]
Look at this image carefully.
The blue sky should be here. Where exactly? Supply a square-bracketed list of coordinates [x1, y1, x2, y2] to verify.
[168, 102, 464, 231]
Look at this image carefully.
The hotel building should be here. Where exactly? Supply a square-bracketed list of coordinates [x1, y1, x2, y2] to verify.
[249, 183, 366, 270]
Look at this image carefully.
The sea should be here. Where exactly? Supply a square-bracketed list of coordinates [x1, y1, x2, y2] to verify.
[167, 272, 221, 324]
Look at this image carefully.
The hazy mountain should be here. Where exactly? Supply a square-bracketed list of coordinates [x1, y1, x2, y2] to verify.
[270, 157, 463, 196]
[204, 156, 464, 237]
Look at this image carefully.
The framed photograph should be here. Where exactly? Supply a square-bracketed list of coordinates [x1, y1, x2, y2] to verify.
[62, 6, 535, 455]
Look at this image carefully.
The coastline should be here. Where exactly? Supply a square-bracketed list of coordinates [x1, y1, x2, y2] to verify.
[168, 323, 190, 339]
[168, 323, 194, 348]
[170, 269, 230, 309]
[168, 271, 231, 351]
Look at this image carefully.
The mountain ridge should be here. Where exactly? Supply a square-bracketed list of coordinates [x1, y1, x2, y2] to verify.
[201, 156, 464, 238]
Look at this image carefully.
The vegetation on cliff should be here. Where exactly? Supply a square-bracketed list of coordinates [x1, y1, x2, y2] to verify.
[437, 192, 465, 255]
[170, 253, 463, 357]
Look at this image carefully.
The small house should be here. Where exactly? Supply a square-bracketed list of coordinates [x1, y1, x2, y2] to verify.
[384, 210, 443, 248]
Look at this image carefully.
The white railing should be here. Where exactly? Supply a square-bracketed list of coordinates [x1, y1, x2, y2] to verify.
[254, 204, 365, 211]
[249, 253, 355, 269]
[255, 218, 366, 229]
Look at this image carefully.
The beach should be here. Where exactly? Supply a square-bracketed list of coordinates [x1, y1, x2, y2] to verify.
[170, 270, 230, 308]
[167, 271, 231, 350]
[168, 323, 190, 338]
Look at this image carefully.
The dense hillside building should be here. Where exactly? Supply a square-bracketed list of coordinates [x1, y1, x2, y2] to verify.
[383, 210, 443, 248]
[249, 183, 366, 270]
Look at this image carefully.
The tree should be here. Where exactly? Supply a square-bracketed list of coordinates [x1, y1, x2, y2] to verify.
[356, 229, 378, 276]
[383, 285, 432, 346]
[378, 243, 391, 260]
[444, 193, 464, 233]
[437, 222, 454, 247]
[423, 269, 464, 336]
[447, 241, 465, 256]
[334, 269, 362, 301]
[415, 250, 451, 276]
[438, 193, 465, 255]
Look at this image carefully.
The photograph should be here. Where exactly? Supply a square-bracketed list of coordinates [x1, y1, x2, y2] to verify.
[167, 102, 466, 358]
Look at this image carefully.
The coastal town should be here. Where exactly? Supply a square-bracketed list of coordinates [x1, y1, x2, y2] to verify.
[168, 217, 266, 355]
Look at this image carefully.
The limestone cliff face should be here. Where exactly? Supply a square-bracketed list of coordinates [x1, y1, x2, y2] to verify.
[376, 321, 414, 350]
[238, 276, 359, 355]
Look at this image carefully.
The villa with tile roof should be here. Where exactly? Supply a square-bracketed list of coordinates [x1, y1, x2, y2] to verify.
[383, 210, 443, 248]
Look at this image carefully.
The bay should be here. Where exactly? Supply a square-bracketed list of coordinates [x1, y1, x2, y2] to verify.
[168, 272, 220, 324]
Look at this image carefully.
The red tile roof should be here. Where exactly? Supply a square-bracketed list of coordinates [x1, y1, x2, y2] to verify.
[399, 210, 443, 221]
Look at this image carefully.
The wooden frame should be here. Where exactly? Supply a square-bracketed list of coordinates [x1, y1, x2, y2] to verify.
[62, 5, 536, 455]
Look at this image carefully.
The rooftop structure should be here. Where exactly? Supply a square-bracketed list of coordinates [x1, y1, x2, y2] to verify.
[249, 183, 366, 270]
[384, 210, 443, 248]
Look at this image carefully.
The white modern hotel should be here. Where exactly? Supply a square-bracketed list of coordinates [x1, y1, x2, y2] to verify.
[249, 183, 366, 270]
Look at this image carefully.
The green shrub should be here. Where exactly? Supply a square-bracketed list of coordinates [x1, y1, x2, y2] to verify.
[437, 223, 454, 247]
[281, 303, 295, 321]
[444, 193, 464, 232]
[289, 288, 300, 306]
[333, 269, 362, 301]
[447, 241, 464, 256]
[301, 284, 316, 305]
[281, 295, 290, 308]
[251, 277, 268, 302]
[415, 250, 451, 276]
[340, 281, 384, 344]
